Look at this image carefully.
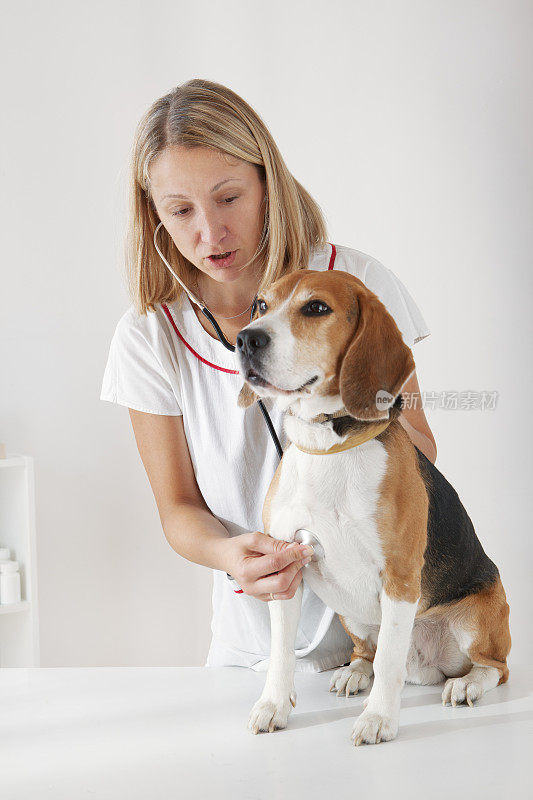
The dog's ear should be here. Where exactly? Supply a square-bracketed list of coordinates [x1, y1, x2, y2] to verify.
[339, 289, 415, 421]
[237, 381, 261, 408]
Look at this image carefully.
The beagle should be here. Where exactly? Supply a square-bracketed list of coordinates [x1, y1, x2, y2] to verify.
[235, 268, 511, 746]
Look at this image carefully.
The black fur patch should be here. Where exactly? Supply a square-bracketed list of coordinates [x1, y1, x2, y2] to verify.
[415, 447, 499, 608]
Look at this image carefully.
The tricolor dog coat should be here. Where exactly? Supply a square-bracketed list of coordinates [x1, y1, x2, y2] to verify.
[235, 268, 511, 746]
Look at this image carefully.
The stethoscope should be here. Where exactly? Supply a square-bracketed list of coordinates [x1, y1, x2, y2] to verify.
[153, 222, 323, 572]
[153, 221, 284, 460]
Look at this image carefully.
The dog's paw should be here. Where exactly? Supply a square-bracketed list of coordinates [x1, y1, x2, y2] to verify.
[329, 662, 371, 697]
[247, 690, 296, 734]
[441, 676, 483, 708]
[350, 710, 399, 746]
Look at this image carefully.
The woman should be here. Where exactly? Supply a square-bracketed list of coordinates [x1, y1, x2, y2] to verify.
[101, 78, 437, 672]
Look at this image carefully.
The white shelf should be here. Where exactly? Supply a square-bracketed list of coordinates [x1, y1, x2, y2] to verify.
[0, 455, 40, 666]
[0, 601, 31, 615]
[0, 456, 26, 469]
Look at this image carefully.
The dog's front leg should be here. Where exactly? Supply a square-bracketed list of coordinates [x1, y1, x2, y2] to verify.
[351, 590, 419, 745]
[248, 580, 303, 734]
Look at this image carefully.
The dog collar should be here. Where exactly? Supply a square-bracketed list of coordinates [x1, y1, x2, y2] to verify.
[287, 407, 392, 455]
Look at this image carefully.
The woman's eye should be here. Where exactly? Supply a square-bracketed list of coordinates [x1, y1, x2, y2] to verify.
[171, 196, 238, 218]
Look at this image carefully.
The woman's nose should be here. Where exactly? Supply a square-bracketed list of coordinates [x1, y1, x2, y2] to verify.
[196, 206, 229, 247]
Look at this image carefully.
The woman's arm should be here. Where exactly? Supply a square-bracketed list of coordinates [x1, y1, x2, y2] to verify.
[127, 409, 310, 600]
[128, 409, 236, 570]
[397, 370, 437, 463]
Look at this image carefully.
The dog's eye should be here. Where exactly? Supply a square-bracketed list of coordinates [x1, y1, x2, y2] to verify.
[257, 299, 267, 314]
[302, 300, 331, 316]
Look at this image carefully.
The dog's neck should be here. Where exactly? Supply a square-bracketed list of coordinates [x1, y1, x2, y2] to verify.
[280, 394, 402, 455]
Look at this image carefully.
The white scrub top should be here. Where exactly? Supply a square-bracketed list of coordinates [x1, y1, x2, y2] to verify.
[100, 242, 431, 672]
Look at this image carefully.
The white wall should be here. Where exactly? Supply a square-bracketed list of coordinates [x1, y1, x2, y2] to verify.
[1, 0, 531, 666]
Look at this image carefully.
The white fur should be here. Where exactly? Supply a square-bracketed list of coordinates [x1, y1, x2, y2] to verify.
[271, 418, 389, 628]
[406, 616, 471, 682]
[350, 590, 418, 745]
[248, 413, 421, 742]
[248, 582, 303, 734]
[441, 665, 501, 707]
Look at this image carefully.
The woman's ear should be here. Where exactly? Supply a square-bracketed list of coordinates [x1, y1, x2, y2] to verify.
[237, 381, 260, 408]
[339, 290, 415, 421]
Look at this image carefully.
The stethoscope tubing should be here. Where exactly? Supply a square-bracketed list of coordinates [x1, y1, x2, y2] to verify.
[153, 222, 284, 460]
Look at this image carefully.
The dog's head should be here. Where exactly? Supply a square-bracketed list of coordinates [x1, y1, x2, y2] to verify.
[236, 269, 415, 421]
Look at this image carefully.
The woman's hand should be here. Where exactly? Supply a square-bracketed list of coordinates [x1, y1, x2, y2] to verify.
[223, 531, 314, 602]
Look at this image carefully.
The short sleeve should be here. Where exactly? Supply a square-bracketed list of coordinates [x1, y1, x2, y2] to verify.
[363, 259, 431, 348]
[100, 310, 183, 415]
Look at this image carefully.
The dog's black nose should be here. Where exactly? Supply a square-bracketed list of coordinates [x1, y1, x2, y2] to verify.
[236, 328, 270, 358]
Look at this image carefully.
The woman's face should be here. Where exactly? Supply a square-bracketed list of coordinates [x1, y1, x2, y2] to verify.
[149, 145, 266, 284]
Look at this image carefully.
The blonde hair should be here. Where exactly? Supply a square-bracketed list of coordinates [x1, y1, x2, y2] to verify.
[126, 78, 328, 314]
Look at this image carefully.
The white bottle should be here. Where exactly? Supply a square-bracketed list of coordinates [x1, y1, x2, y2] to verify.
[0, 560, 21, 604]
[0, 547, 10, 562]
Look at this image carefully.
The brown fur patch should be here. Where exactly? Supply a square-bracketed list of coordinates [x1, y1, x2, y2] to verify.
[374, 419, 428, 603]
[338, 291, 415, 421]
[261, 456, 284, 535]
[416, 575, 511, 684]
[338, 615, 376, 663]
[237, 381, 260, 409]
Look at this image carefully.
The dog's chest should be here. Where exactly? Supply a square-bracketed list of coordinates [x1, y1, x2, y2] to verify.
[268, 440, 388, 626]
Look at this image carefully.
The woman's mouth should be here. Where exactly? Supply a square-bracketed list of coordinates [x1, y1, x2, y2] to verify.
[207, 250, 237, 268]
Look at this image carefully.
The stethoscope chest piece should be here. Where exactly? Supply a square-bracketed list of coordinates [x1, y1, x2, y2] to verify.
[293, 529, 324, 562]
